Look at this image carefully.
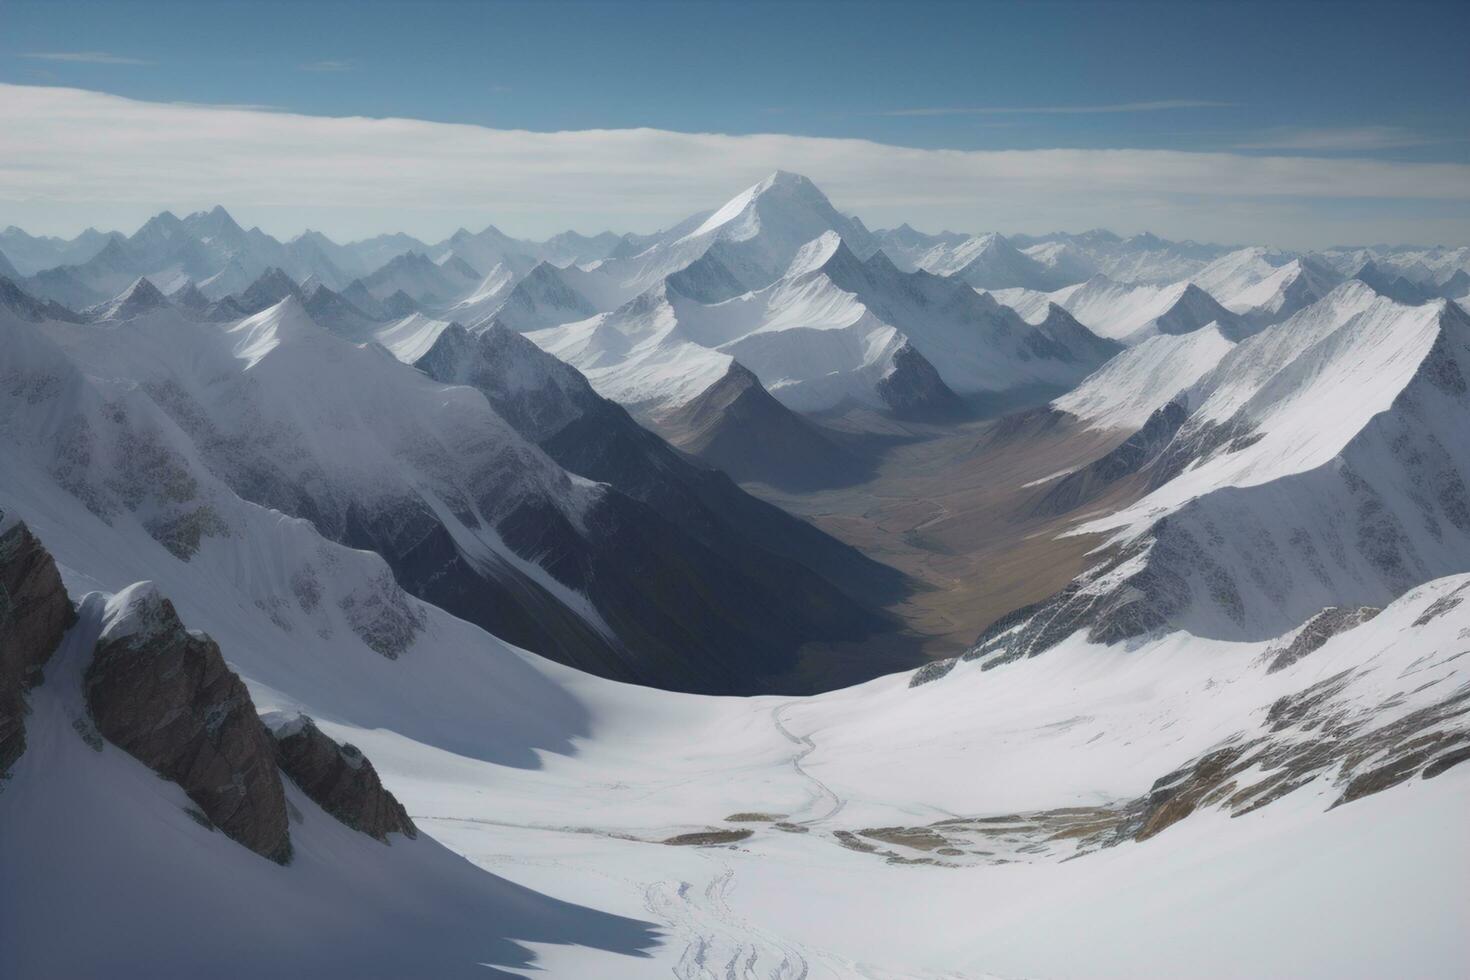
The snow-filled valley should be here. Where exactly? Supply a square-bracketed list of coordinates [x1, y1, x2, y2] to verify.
[2, 171, 1469, 979]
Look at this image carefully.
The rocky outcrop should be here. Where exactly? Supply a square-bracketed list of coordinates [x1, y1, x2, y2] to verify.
[907, 657, 958, 688]
[0, 520, 77, 774]
[1033, 400, 1187, 517]
[413, 325, 909, 691]
[266, 713, 416, 843]
[85, 584, 292, 863]
[234, 267, 303, 315]
[1265, 605, 1381, 673]
[876, 343, 967, 422]
[664, 361, 867, 491]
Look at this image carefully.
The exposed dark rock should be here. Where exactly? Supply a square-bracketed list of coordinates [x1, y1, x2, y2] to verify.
[234, 266, 303, 315]
[491, 262, 596, 332]
[876, 343, 967, 422]
[662, 829, 752, 846]
[0, 521, 77, 774]
[84, 277, 171, 322]
[303, 283, 376, 334]
[908, 657, 958, 688]
[85, 585, 291, 863]
[1034, 400, 1186, 517]
[1030, 304, 1125, 366]
[1266, 605, 1381, 673]
[666, 251, 748, 303]
[409, 324, 909, 693]
[379, 289, 419, 318]
[359, 252, 462, 308]
[1132, 744, 1250, 841]
[340, 279, 388, 319]
[417, 321, 903, 600]
[1353, 260, 1432, 305]
[1, 274, 87, 322]
[663, 360, 867, 491]
[1436, 269, 1470, 300]
[1411, 581, 1469, 626]
[266, 713, 416, 843]
[960, 533, 1187, 668]
[1423, 745, 1470, 779]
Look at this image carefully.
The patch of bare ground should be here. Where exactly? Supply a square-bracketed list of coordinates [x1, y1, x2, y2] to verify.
[828, 678, 1470, 867]
[725, 812, 787, 823]
[662, 829, 754, 847]
[748, 402, 1145, 664]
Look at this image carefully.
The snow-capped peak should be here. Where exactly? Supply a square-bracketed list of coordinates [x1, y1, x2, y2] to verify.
[99, 581, 173, 644]
[684, 171, 841, 243]
[782, 231, 846, 279]
[227, 294, 319, 367]
[86, 276, 172, 321]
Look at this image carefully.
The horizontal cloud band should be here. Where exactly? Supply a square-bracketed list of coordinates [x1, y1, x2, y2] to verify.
[1, 83, 1467, 245]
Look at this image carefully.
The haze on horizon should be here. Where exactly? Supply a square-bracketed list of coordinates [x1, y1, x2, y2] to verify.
[2, 0, 1468, 248]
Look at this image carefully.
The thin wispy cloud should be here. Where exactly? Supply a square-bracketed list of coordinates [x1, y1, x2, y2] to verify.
[19, 51, 152, 66]
[1232, 125, 1438, 151]
[0, 84, 1465, 247]
[300, 59, 354, 72]
[879, 100, 1235, 117]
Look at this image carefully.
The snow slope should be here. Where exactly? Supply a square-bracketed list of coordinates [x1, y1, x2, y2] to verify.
[983, 284, 1470, 655]
[912, 232, 1068, 290]
[5, 417, 1465, 978]
[1053, 323, 1236, 430]
[1048, 275, 1242, 343]
[1219, 255, 1342, 322]
[358, 570, 1470, 980]
[532, 231, 1118, 417]
[0, 586, 658, 979]
[579, 171, 879, 305]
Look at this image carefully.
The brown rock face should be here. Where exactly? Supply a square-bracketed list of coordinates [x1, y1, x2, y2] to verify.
[85, 586, 292, 863]
[268, 713, 416, 843]
[0, 521, 77, 774]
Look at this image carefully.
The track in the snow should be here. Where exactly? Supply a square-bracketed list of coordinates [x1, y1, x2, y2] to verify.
[771, 702, 846, 825]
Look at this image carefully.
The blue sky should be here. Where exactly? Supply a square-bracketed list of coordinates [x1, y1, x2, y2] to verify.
[2, 0, 1468, 245]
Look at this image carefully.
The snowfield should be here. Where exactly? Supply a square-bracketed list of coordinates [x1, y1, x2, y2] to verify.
[3, 174, 1470, 978]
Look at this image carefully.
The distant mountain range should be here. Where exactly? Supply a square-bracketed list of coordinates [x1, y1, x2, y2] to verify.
[3, 170, 1469, 978]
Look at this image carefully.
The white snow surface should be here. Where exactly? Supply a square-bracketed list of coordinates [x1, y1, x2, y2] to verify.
[1053, 323, 1236, 430]
[531, 232, 1111, 415]
[4, 384, 1467, 978]
[1055, 285, 1470, 642]
[4, 204, 1470, 979]
[991, 273, 1240, 347]
[0, 296, 613, 648]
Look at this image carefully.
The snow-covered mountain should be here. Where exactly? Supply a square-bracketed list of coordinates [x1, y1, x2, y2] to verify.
[1316, 243, 1470, 287]
[578, 171, 880, 305]
[413, 321, 901, 601]
[996, 274, 1245, 345]
[1015, 229, 1235, 284]
[10, 209, 652, 319]
[879, 230, 1074, 291]
[5, 364, 1466, 979]
[3, 188, 1468, 980]
[532, 230, 1119, 419]
[0, 284, 894, 694]
[356, 250, 479, 307]
[1211, 253, 1343, 323]
[0, 225, 120, 276]
[978, 283, 1470, 659]
[481, 261, 599, 332]
[1052, 322, 1237, 431]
